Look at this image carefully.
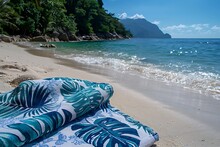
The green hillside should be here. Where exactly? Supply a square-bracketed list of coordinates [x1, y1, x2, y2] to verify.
[0, 0, 131, 40]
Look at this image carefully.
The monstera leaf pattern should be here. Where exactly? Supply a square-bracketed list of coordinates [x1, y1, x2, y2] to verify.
[71, 117, 140, 147]
[0, 77, 114, 146]
[0, 111, 65, 147]
[61, 81, 111, 117]
[60, 80, 85, 98]
[0, 77, 159, 147]
[0, 81, 58, 118]
[108, 103, 159, 141]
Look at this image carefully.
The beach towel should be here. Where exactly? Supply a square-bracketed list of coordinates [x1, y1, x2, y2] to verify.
[0, 77, 159, 147]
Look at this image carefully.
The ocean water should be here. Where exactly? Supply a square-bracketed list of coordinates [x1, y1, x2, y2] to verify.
[39, 38, 220, 100]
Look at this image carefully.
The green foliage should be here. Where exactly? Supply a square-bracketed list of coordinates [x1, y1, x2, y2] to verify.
[0, 0, 131, 38]
[92, 8, 110, 33]
[0, 0, 9, 7]
[74, 0, 99, 35]
[42, 0, 77, 34]
[0, 0, 19, 34]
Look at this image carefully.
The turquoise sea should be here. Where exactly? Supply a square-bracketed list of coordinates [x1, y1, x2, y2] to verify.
[35, 38, 220, 100]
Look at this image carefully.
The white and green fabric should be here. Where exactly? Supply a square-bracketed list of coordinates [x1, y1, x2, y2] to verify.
[0, 77, 159, 147]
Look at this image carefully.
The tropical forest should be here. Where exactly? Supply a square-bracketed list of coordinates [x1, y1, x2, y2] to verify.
[0, 0, 131, 41]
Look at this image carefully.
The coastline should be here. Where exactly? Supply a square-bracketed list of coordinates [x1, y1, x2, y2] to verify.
[0, 42, 220, 146]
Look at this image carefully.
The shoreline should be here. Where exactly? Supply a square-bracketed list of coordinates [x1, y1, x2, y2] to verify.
[0, 42, 220, 146]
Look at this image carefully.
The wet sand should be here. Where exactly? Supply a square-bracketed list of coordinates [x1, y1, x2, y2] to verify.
[0, 42, 220, 146]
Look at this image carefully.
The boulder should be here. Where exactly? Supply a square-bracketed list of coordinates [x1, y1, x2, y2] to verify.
[12, 35, 21, 42]
[81, 35, 100, 41]
[53, 38, 60, 42]
[90, 34, 100, 41]
[52, 31, 60, 38]
[30, 36, 47, 42]
[68, 34, 81, 41]
[82, 35, 92, 40]
[34, 29, 41, 36]
[112, 32, 123, 39]
[21, 38, 28, 42]
[40, 43, 56, 48]
[0, 34, 12, 42]
[58, 33, 69, 41]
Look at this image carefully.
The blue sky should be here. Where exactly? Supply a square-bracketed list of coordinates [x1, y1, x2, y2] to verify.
[103, 0, 220, 38]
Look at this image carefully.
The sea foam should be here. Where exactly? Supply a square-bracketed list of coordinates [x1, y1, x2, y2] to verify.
[55, 52, 220, 100]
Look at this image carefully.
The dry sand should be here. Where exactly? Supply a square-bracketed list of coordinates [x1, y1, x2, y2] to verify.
[0, 42, 219, 147]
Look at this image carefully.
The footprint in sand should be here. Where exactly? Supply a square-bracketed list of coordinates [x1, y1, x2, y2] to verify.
[0, 72, 7, 77]
[0, 64, 27, 72]
[9, 75, 37, 87]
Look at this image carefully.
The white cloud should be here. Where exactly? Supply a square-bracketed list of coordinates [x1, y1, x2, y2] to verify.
[211, 25, 220, 31]
[152, 20, 160, 25]
[118, 12, 128, 19]
[162, 23, 220, 38]
[118, 13, 145, 19]
[163, 24, 210, 31]
[163, 24, 187, 31]
[190, 24, 209, 31]
[129, 14, 145, 19]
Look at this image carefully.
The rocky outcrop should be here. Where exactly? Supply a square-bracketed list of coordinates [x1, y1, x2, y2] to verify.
[164, 33, 172, 38]
[0, 34, 12, 42]
[30, 36, 47, 42]
[67, 33, 81, 41]
[97, 32, 123, 40]
[1, 31, 126, 43]
[80, 34, 100, 41]
[58, 33, 69, 41]
[11, 35, 29, 42]
[90, 35, 100, 41]
[40, 43, 56, 48]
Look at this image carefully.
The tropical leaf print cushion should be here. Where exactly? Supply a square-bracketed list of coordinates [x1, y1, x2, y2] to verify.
[0, 77, 158, 147]
[28, 101, 159, 147]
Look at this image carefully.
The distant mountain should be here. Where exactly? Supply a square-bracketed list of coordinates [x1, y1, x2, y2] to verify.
[120, 18, 171, 38]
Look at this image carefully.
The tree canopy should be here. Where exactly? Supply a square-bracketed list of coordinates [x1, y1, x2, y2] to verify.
[0, 0, 131, 39]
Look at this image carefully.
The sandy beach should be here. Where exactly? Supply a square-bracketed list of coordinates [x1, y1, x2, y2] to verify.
[0, 42, 220, 147]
